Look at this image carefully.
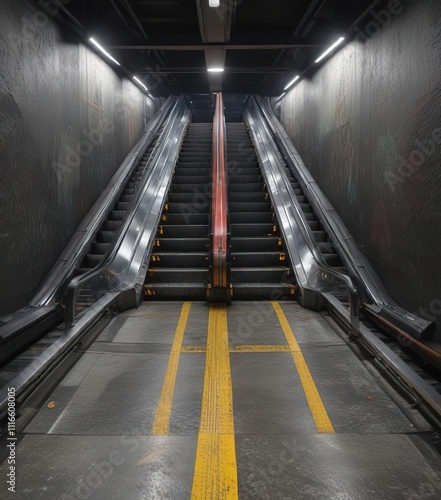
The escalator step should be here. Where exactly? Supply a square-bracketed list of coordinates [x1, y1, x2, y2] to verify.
[147, 268, 209, 284]
[228, 192, 267, 202]
[229, 202, 271, 212]
[157, 226, 209, 238]
[95, 231, 115, 243]
[231, 268, 290, 283]
[323, 253, 342, 267]
[103, 220, 121, 231]
[151, 253, 209, 268]
[116, 202, 130, 211]
[84, 254, 102, 268]
[230, 212, 274, 224]
[173, 168, 209, 176]
[313, 230, 327, 242]
[232, 237, 281, 251]
[167, 192, 211, 203]
[319, 242, 338, 254]
[92, 242, 110, 254]
[230, 223, 277, 237]
[173, 176, 210, 184]
[166, 204, 209, 215]
[232, 252, 286, 267]
[163, 213, 209, 225]
[154, 238, 209, 252]
[120, 194, 134, 203]
[229, 175, 261, 183]
[110, 210, 126, 221]
[232, 283, 294, 300]
[144, 283, 207, 300]
[300, 203, 313, 213]
[229, 183, 264, 193]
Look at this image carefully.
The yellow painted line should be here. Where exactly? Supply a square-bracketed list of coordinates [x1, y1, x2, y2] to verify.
[272, 301, 335, 433]
[151, 302, 191, 436]
[230, 344, 290, 353]
[191, 304, 238, 499]
[181, 345, 206, 353]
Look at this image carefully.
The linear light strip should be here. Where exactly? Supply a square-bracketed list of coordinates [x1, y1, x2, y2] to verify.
[133, 76, 148, 91]
[284, 75, 300, 91]
[315, 36, 345, 63]
[89, 37, 120, 66]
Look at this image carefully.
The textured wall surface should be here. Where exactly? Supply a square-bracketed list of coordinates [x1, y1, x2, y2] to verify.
[0, 0, 158, 316]
[281, 0, 441, 339]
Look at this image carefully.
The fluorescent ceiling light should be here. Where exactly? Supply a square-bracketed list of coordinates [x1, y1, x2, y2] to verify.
[207, 67, 224, 73]
[133, 76, 147, 91]
[89, 37, 120, 66]
[315, 37, 345, 63]
[209, 0, 220, 7]
[284, 76, 299, 91]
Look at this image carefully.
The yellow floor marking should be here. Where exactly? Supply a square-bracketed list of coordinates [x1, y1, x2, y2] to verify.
[272, 301, 335, 433]
[151, 302, 191, 436]
[230, 344, 291, 353]
[191, 304, 238, 499]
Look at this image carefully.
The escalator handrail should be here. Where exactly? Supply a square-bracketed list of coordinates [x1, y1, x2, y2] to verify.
[244, 102, 360, 336]
[30, 96, 177, 308]
[255, 96, 435, 339]
[211, 93, 228, 289]
[64, 97, 191, 326]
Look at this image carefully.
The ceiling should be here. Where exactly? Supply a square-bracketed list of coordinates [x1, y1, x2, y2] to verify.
[47, 0, 384, 97]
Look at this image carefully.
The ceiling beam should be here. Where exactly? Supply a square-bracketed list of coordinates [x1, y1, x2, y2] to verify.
[116, 0, 149, 40]
[108, 44, 323, 50]
[195, 0, 236, 92]
[138, 67, 300, 74]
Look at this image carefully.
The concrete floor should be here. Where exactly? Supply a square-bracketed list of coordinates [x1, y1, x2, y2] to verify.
[1, 301, 441, 499]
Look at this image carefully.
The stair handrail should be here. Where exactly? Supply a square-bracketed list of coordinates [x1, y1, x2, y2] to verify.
[211, 93, 229, 292]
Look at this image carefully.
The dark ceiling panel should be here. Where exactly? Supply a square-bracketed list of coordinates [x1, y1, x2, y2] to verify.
[41, 0, 387, 96]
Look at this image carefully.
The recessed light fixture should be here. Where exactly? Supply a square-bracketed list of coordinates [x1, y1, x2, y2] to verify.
[207, 67, 224, 73]
[89, 37, 120, 66]
[284, 76, 299, 91]
[209, 0, 220, 7]
[315, 37, 345, 63]
[133, 76, 147, 91]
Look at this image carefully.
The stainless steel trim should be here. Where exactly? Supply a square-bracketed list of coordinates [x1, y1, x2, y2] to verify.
[64, 97, 191, 326]
[255, 96, 435, 339]
[244, 99, 360, 335]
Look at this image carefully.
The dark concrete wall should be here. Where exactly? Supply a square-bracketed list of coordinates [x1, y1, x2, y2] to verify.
[0, 0, 158, 316]
[280, 0, 441, 339]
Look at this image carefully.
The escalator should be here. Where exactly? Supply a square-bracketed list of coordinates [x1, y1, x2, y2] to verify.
[226, 122, 295, 299]
[74, 126, 164, 310]
[144, 123, 212, 299]
[277, 151, 345, 272]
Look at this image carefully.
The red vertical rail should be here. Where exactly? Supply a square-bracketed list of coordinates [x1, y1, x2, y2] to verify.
[211, 93, 228, 290]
